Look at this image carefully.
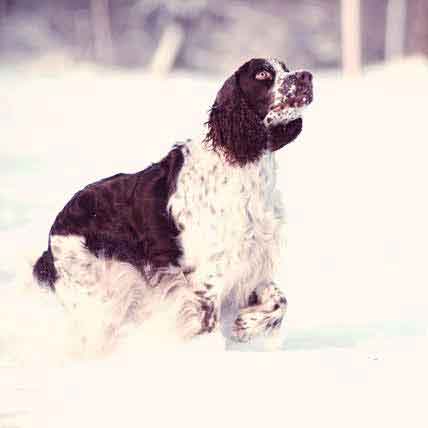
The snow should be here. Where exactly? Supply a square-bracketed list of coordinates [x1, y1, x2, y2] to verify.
[1, 57, 427, 427]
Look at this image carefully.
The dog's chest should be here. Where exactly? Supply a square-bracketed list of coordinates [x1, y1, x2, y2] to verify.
[168, 143, 284, 290]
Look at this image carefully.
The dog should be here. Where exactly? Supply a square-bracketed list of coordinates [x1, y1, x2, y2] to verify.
[33, 58, 313, 352]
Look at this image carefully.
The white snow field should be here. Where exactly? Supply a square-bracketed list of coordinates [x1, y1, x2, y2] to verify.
[0, 57, 427, 427]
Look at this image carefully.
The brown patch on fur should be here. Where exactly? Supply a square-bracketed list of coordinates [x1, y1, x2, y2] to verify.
[204, 72, 268, 166]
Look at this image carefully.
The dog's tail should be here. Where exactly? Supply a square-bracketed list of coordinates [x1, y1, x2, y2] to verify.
[33, 249, 58, 290]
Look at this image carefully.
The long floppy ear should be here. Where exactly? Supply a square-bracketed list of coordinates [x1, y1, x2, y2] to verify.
[268, 118, 303, 152]
[204, 73, 268, 166]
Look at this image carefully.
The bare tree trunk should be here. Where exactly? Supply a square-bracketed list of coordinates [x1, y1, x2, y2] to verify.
[385, 0, 407, 61]
[90, 0, 114, 64]
[73, 9, 93, 62]
[150, 22, 185, 75]
[406, 0, 428, 56]
[341, 0, 362, 75]
[0, 0, 8, 28]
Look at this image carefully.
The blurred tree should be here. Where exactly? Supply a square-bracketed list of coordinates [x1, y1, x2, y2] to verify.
[0, 0, 6, 26]
[341, 0, 362, 74]
[385, 0, 407, 60]
[146, 0, 208, 73]
[90, 0, 114, 63]
[0, 0, 11, 27]
[406, 0, 428, 56]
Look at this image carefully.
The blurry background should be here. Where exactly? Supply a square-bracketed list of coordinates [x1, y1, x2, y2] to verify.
[0, 0, 427, 74]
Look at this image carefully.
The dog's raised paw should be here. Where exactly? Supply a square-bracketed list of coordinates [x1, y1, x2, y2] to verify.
[231, 305, 285, 343]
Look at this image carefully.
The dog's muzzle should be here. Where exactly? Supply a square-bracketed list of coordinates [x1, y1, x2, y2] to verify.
[264, 70, 313, 127]
[276, 70, 313, 110]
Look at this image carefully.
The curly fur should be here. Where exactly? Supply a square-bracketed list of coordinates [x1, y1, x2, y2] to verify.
[204, 74, 268, 166]
[268, 118, 303, 152]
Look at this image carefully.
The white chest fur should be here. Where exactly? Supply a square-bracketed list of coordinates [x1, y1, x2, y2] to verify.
[168, 142, 285, 307]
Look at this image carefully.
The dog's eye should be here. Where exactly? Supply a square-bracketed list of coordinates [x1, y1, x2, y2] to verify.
[255, 71, 272, 81]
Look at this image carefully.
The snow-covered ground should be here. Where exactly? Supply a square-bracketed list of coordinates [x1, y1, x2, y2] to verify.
[1, 57, 427, 427]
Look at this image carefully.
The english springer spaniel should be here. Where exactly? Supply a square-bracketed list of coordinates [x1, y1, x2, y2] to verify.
[33, 58, 313, 352]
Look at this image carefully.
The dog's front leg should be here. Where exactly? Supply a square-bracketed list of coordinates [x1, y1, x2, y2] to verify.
[163, 270, 221, 341]
[230, 282, 287, 344]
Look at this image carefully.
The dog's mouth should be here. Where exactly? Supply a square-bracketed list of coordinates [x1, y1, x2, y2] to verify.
[272, 91, 313, 112]
[264, 91, 312, 127]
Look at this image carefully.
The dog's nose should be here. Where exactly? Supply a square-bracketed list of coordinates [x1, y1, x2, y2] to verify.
[296, 71, 312, 84]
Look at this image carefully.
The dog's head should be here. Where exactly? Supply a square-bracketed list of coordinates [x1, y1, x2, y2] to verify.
[205, 58, 313, 165]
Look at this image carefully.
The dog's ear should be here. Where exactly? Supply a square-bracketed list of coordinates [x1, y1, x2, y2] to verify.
[268, 118, 303, 151]
[205, 72, 268, 166]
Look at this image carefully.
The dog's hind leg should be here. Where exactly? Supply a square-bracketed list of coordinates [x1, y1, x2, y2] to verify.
[154, 270, 220, 342]
[50, 235, 142, 357]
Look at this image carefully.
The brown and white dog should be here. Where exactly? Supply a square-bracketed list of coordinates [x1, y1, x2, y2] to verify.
[33, 58, 313, 352]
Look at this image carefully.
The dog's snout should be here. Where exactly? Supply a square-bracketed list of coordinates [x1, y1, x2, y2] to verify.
[282, 70, 313, 92]
[296, 71, 312, 84]
[278, 69, 313, 108]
